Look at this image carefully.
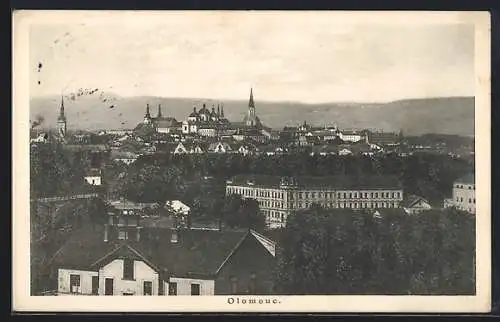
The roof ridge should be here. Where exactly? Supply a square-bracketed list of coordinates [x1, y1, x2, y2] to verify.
[214, 230, 250, 275]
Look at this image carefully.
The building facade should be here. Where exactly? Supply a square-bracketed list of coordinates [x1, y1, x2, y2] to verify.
[226, 175, 404, 229]
[447, 174, 476, 214]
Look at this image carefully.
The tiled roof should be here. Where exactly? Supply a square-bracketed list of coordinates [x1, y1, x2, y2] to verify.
[227, 174, 403, 190]
[108, 199, 159, 210]
[85, 168, 102, 177]
[155, 117, 179, 128]
[48, 227, 121, 271]
[50, 227, 271, 277]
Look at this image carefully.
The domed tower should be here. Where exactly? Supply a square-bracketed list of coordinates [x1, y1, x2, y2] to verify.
[143, 103, 152, 124]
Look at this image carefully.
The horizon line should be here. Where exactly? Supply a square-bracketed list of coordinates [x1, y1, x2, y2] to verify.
[29, 93, 475, 106]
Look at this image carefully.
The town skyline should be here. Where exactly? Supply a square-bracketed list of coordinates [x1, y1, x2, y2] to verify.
[30, 12, 474, 104]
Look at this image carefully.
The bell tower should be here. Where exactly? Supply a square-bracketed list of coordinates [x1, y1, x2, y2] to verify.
[57, 95, 67, 138]
[245, 88, 257, 127]
[143, 103, 152, 124]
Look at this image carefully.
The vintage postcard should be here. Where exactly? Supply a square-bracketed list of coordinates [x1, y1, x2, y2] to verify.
[12, 10, 491, 312]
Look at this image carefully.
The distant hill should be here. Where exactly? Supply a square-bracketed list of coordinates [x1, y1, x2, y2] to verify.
[29, 95, 474, 137]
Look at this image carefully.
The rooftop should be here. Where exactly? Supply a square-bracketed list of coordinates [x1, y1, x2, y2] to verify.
[226, 174, 403, 190]
[50, 227, 275, 277]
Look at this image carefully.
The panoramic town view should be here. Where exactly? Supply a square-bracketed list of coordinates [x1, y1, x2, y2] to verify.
[28, 15, 476, 297]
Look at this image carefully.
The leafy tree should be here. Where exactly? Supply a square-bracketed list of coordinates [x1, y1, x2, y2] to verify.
[222, 194, 265, 231]
[274, 206, 475, 295]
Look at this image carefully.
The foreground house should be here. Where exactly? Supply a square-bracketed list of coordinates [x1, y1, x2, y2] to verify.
[52, 228, 277, 296]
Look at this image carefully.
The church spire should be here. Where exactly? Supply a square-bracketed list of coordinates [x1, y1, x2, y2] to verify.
[248, 88, 255, 108]
[157, 104, 162, 118]
[57, 95, 67, 138]
[58, 95, 66, 121]
[217, 104, 220, 116]
[221, 103, 225, 118]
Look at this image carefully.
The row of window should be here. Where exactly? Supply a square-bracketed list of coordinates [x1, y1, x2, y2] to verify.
[69, 274, 153, 295]
[263, 210, 285, 222]
[68, 274, 201, 296]
[259, 200, 284, 209]
[455, 197, 476, 204]
[293, 191, 401, 200]
[455, 184, 475, 190]
[227, 187, 402, 201]
[295, 201, 398, 209]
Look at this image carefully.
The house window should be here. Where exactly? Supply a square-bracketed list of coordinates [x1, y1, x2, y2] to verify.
[118, 230, 127, 240]
[169, 282, 177, 295]
[91, 276, 99, 295]
[105, 278, 114, 295]
[123, 259, 134, 280]
[143, 281, 153, 295]
[69, 274, 81, 294]
[191, 283, 201, 296]
[230, 276, 238, 294]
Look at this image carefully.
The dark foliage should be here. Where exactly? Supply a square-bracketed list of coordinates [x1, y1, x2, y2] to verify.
[274, 207, 475, 295]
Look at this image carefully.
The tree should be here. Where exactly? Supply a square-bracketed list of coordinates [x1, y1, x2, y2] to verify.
[274, 206, 475, 295]
[222, 195, 265, 231]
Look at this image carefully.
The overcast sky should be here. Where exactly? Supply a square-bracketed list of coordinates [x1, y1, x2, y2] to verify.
[29, 12, 475, 103]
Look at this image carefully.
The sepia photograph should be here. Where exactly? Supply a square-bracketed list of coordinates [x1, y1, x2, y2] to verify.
[13, 10, 490, 312]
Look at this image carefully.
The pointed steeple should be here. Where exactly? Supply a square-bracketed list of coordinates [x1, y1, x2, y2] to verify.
[221, 103, 225, 118]
[157, 104, 162, 118]
[248, 88, 255, 108]
[217, 104, 220, 116]
[57, 95, 67, 137]
[58, 95, 66, 121]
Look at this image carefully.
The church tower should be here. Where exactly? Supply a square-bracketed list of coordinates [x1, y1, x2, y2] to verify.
[245, 88, 257, 127]
[144, 103, 152, 124]
[157, 104, 162, 118]
[57, 95, 67, 138]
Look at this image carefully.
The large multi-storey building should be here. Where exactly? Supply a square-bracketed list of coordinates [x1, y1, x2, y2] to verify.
[445, 173, 476, 214]
[226, 175, 404, 229]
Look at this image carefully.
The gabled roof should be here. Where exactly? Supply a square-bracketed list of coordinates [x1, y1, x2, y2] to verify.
[401, 195, 430, 208]
[51, 227, 276, 278]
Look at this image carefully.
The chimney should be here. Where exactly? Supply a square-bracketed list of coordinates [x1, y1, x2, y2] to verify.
[104, 224, 109, 242]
